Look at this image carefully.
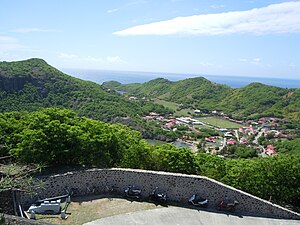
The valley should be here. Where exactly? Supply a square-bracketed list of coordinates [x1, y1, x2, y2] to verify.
[0, 59, 300, 218]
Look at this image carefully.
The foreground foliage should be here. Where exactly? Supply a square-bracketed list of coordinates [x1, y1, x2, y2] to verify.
[0, 108, 299, 207]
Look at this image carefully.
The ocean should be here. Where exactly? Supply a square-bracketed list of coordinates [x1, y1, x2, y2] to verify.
[62, 68, 300, 88]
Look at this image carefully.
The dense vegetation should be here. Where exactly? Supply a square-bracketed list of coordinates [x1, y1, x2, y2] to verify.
[1, 108, 299, 207]
[276, 138, 300, 154]
[106, 77, 300, 121]
[0, 59, 171, 122]
[1, 59, 300, 209]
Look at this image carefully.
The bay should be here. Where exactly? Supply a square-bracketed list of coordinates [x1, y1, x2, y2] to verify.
[62, 68, 300, 88]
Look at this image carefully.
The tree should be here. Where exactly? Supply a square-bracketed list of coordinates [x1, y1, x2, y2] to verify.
[151, 144, 197, 174]
[195, 153, 226, 180]
[234, 147, 258, 158]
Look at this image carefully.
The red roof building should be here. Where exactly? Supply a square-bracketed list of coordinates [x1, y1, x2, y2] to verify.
[265, 145, 276, 156]
[227, 138, 236, 145]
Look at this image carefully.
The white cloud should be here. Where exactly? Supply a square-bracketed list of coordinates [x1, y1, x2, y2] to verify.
[114, 1, 300, 36]
[58, 53, 125, 64]
[106, 56, 125, 63]
[58, 53, 78, 59]
[127, 0, 148, 6]
[86, 56, 104, 62]
[0, 35, 27, 52]
[0, 36, 16, 42]
[210, 4, 225, 9]
[252, 58, 261, 63]
[11, 28, 59, 33]
[239, 57, 261, 64]
[199, 62, 214, 67]
[107, 8, 118, 13]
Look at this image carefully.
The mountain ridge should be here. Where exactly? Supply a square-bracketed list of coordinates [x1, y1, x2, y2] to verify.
[0, 58, 171, 121]
[104, 76, 300, 120]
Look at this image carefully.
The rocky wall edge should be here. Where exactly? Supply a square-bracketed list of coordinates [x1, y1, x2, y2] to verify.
[19, 168, 300, 220]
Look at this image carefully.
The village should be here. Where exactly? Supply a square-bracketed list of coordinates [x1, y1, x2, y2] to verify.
[142, 110, 299, 158]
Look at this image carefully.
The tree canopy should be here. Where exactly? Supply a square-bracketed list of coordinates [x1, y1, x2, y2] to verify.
[108, 77, 300, 121]
[1, 108, 299, 206]
[0, 59, 172, 122]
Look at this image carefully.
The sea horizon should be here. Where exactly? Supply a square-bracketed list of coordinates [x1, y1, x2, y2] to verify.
[62, 68, 300, 89]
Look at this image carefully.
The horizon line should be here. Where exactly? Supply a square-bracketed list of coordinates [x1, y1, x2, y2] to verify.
[60, 67, 300, 81]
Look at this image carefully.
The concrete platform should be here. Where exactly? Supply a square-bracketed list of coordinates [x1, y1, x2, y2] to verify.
[84, 207, 300, 225]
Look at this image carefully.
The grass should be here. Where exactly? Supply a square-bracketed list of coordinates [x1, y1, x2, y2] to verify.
[146, 139, 166, 145]
[174, 109, 194, 117]
[154, 99, 178, 111]
[197, 117, 243, 129]
[152, 99, 242, 128]
[35, 195, 160, 225]
[153, 99, 193, 117]
[0, 163, 25, 176]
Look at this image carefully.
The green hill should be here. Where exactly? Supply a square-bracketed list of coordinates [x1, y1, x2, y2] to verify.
[106, 77, 231, 109]
[0, 59, 171, 121]
[220, 82, 287, 118]
[107, 77, 300, 120]
[221, 83, 300, 120]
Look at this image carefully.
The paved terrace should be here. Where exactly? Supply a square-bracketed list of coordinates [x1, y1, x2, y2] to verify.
[85, 207, 300, 225]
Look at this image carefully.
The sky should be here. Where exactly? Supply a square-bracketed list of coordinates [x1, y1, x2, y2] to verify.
[0, 0, 300, 79]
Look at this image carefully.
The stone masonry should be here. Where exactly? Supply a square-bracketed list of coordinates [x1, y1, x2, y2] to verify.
[19, 168, 300, 220]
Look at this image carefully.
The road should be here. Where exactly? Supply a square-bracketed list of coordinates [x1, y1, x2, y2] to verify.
[253, 128, 264, 145]
[235, 130, 240, 142]
[84, 207, 300, 225]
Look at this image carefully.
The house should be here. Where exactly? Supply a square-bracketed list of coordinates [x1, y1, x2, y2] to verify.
[219, 128, 228, 132]
[239, 137, 248, 145]
[205, 137, 216, 143]
[194, 109, 201, 114]
[227, 138, 236, 145]
[224, 132, 234, 137]
[143, 116, 154, 120]
[176, 117, 193, 124]
[258, 117, 267, 124]
[265, 145, 276, 156]
[129, 96, 138, 101]
[164, 122, 176, 130]
[243, 126, 257, 135]
[239, 128, 245, 134]
[193, 121, 204, 125]
[269, 117, 279, 122]
[274, 131, 283, 137]
[156, 116, 164, 121]
[270, 123, 279, 127]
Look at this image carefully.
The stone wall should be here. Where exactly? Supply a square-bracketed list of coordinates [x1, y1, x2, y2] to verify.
[3, 214, 54, 225]
[20, 168, 300, 220]
[0, 190, 15, 215]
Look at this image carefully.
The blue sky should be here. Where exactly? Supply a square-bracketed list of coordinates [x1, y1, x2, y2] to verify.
[0, 0, 300, 79]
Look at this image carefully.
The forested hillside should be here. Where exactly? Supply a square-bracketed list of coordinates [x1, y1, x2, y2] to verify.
[107, 77, 300, 120]
[221, 83, 300, 119]
[0, 108, 299, 207]
[1, 59, 300, 208]
[0, 59, 171, 122]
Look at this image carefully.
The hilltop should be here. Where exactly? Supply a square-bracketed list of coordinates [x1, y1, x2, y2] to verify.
[0, 58, 171, 122]
[0, 59, 300, 212]
[104, 77, 300, 120]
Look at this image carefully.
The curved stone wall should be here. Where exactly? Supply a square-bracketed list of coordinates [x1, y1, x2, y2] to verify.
[20, 168, 300, 220]
[3, 214, 54, 225]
